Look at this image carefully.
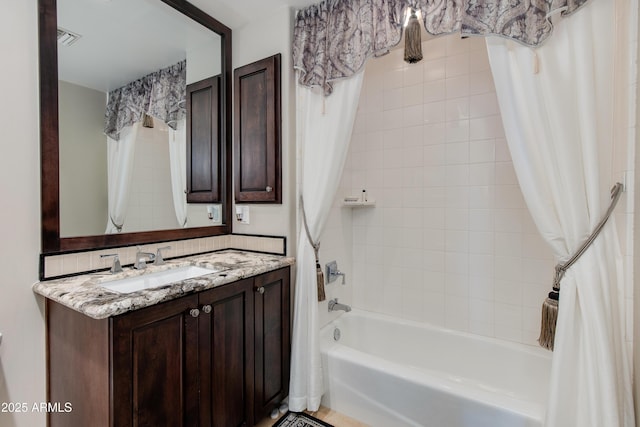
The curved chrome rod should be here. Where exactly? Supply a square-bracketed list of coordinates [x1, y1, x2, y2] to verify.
[553, 182, 624, 289]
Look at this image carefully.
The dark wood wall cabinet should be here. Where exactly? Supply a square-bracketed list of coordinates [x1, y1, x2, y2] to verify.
[234, 54, 282, 204]
[187, 75, 223, 203]
[47, 267, 290, 427]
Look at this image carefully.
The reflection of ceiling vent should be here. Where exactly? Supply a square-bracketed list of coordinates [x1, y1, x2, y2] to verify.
[57, 28, 81, 46]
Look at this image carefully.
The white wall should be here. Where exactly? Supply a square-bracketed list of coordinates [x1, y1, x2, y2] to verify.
[186, 37, 222, 85]
[232, 6, 297, 255]
[0, 1, 47, 426]
[58, 80, 108, 237]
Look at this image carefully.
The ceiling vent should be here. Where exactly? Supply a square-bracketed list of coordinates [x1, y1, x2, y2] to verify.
[57, 28, 81, 46]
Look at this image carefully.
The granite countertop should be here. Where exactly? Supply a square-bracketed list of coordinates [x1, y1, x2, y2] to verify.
[33, 250, 295, 319]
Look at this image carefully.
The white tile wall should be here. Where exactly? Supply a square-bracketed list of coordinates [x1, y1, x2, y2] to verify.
[344, 35, 557, 346]
[125, 123, 179, 233]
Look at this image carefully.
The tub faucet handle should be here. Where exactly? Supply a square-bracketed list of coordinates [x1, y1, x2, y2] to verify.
[326, 261, 346, 285]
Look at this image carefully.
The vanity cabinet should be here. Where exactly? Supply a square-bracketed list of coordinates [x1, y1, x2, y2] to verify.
[233, 54, 282, 204]
[47, 266, 290, 427]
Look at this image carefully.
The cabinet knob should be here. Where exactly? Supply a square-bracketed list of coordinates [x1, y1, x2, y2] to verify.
[201, 304, 212, 314]
[256, 286, 265, 294]
[190, 308, 200, 318]
[266, 186, 273, 193]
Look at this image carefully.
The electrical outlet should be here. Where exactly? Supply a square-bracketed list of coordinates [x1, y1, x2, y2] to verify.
[235, 205, 250, 224]
[207, 205, 221, 222]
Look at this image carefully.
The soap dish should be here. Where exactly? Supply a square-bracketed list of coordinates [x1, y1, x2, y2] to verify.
[342, 198, 376, 207]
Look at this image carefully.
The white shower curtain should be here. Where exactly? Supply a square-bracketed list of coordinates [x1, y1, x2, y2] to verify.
[169, 119, 187, 227]
[486, 1, 634, 426]
[289, 71, 364, 412]
[105, 123, 138, 233]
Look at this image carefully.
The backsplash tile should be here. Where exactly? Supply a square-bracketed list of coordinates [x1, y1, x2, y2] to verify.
[41, 234, 286, 280]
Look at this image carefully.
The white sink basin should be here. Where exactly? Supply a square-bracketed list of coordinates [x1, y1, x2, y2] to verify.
[100, 265, 220, 294]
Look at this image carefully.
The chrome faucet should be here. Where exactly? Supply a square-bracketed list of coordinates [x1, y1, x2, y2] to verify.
[100, 253, 122, 274]
[134, 246, 156, 269]
[328, 298, 351, 313]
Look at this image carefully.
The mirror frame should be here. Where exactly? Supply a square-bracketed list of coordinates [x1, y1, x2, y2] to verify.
[38, 0, 233, 254]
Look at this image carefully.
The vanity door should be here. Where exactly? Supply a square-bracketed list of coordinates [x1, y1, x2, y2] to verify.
[111, 295, 200, 427]
[253, 267, 290, 421]
[197, 278, 255, 427]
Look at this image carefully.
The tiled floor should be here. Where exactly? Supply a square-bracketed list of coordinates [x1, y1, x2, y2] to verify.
[255, 406, 369, 427]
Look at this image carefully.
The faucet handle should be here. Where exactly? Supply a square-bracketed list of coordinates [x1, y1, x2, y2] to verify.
[155, 246, 171, 265]
[326, 261, 346, 285]
[100, 253, 122, 274]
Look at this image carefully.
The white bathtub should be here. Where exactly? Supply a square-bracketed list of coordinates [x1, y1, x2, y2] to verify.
[320, 310, 552, 427]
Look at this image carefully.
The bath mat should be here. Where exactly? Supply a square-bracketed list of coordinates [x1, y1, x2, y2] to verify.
[272, 411, 334, 427]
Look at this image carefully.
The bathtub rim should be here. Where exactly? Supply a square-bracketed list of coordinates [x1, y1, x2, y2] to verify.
[320, 308, 553, 361]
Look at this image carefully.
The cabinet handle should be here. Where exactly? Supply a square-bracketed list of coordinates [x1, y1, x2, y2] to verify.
[266, 186, 273, 193]
[201, 304, 212, 314]
[190, 308, 200, 318]
[256, 287, 265, 294]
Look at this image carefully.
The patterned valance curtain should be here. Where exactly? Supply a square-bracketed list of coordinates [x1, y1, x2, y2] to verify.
[293, 0, 406, 96]
[104, 60, 186, 140]
[293, 0, 590, 95]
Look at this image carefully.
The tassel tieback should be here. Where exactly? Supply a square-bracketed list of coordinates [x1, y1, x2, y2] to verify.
[537, 182, 624, 351]
[404, 9, 423, 64]
[538, 288, 559, 351]
[300, 196, 326, 302]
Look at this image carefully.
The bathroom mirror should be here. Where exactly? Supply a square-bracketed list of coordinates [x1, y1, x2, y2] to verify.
[39, 0, 232, 253]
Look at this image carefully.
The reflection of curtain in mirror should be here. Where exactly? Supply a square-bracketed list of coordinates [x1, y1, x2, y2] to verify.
[169, 119, 187, 227]
[105, 123, 138, 233]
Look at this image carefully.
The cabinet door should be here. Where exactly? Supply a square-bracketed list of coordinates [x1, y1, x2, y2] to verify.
[233, 54, 281, 203]
[198, 279, 255, 427]
[47, 301, 110, 427]
[254, 267, 290, 420]
[187, 75, 222, 203]
[111, 295, 199, 427]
